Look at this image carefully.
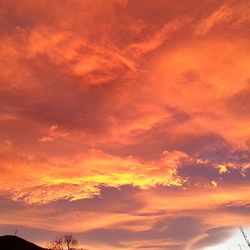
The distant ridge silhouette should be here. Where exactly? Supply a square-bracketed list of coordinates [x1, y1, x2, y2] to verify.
[0, 235, 47, 250]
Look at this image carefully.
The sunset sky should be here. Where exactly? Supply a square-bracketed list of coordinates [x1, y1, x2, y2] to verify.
[1, 0, 250, 249]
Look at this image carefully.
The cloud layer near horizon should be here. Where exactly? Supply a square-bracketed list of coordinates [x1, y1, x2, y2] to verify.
[1, 0, 250, 249]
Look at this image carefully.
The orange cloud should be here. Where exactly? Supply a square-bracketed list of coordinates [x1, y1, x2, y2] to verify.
[2, 148, 186, 204]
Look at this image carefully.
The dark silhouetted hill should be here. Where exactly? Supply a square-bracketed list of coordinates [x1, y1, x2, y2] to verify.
[0, 235, 47, 250]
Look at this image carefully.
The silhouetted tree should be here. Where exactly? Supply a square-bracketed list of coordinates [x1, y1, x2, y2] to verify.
[64, 234, 78, 250]
[49, 235, 78, 250]
[50, 236, 63, 250]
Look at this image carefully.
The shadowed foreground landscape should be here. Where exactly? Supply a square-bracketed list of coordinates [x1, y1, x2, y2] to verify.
[0, 234, 87, 250]
[0, 235, 46, 250]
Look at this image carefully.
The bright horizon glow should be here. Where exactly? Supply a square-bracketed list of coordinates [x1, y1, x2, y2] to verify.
[205, 227, 250, 250]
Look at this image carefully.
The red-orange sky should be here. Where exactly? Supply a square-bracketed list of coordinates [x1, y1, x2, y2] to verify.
[1, 0, 250, 249]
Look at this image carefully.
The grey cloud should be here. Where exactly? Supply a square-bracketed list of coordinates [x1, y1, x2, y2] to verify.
[78, 216, 203, 248]
[45, 185, 145, 214]
[220, 202, 250, 216]
[226, 81, 250, 118]
[191, 227, 233, 250]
